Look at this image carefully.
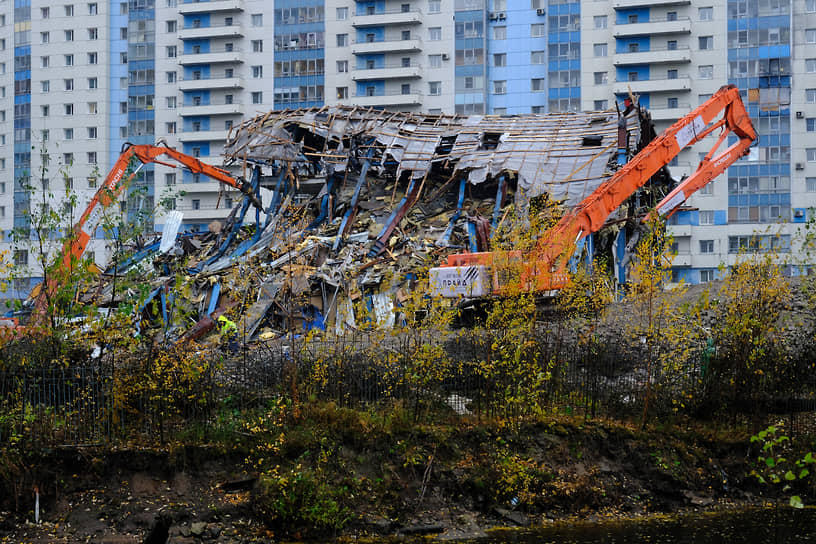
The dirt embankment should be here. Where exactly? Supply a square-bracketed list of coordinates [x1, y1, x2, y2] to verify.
[1, 417, 793, 544]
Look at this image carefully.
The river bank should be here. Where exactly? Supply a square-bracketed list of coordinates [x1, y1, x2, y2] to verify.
[2, 411, 807, 543]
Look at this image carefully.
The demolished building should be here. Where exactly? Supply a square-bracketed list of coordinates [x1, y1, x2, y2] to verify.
[84, 104, 669, 342]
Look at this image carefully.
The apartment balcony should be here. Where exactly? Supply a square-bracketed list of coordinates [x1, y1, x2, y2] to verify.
[613, 46, 691, 66]
[174, 205, 232, 221]
[179, 75, 243, 91]
[178, 181, 234, 194]
[178, 129, 231, 142]
[613, 17, 691, 37]
[349, 91, 423, 107]
[352, 38, 422, 55]
[178, 48, 243, 65]
[179, 0, 243, 14]
[178, 102, 243, 116]
[613, 0, 690, 8]
[179, 23, 243, 40]
[666, 224, 692, 237]
[352, 63, 422, 80]
[613, 75, 692, 94]
[649, 102, 691, 121]
[669, 251, 693, 267]
[352, 8, 422, 27]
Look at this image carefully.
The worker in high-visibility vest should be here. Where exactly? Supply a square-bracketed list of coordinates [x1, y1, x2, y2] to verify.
[217, 315, 239, 352]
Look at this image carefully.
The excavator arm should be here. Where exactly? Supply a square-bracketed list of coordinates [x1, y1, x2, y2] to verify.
[431, 84, 756, 297]
[61, 143, 263, 271]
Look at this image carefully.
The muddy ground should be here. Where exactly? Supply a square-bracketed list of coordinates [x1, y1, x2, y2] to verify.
[0, 417, 799, 544]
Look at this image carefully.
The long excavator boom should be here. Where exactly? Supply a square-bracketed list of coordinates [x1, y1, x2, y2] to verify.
[28, 143, 263, 318]
[430, 84, 756, 297]
[61, 143, 262, 271]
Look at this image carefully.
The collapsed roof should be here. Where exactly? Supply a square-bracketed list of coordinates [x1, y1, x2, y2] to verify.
[224, 105, 642, 208]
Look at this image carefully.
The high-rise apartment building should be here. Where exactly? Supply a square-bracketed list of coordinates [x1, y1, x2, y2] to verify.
[1, 0, 815, 297]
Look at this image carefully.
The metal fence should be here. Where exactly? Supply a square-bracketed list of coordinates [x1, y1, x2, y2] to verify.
[2, 328, 816, 447]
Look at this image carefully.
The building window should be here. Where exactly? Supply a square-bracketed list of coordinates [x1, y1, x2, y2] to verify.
[336, 34, 348, 47]
[628, 43, 640, 53]
[166, 96, 176, 109]
[808, 148, 816, 162]
[700, 269, 715, 282]
[593, 43, 607, 57]
[699, 182, 713, 195]
[594, 100, 608, 110]
[336, 87, 348, 99]
[88, 52, 98, 65]
[807, 178, 816, 192]
[65, 30, 74, 41]
[531, 78, 545, 92]
[41, 56, 49, 68]
[807, 29, 816, 43]
[628, 71, 639, 82]
[698, 6, 713, 20]
[429, 54, 442, 68]
[699, 210, 714, 225]
[667, 40, 677, 50]
[429, 27, 441, 40]
[41, 32, 49, 44]
[493, 53, 506, 66]
[41, 80, 50, 93]
[667, 69, 678, 79]
[166, 20, 176, 33]
[252, 91, 263, 104]
[594, 15, 607, 29]
[401, 83, 411, 94]
[807, 89, 816, 103]
[42, 106, 50, 117]
[64, 79, 74, 91]
[699, 65, 713, 79]
[88, 77, 97, 89]
[530, 24, 544, 37]
[700, 240, 714, 253]
[531, 50, 546, 64]
[88, 27, 98, 40]
[429, 81, 441, 95]
[64, 128, 74, 140]
[334, 8, 346, 20]
[165, 173, 176, 186]
[63, 152, 74, 164]
[65, 54, 74, 66]
[65, 4, 74, 16]
[87, 152, 97, 164]
[594, 71, 607, 85]
[166, 71, 176, 83]
[428, 0, 441, 12]
[89, 2, 98, 15]
[667, 97, 679, 108]
[699, 36, 713, 49]
[42, 7, 50, 18]
[192, 199, 200, 210]
[807, 118, 816, 132]
[87, 127, 97, 139]
[167, 46, 177, 57]
[13, 250, 28, 266]
[493, 80, 506, 94]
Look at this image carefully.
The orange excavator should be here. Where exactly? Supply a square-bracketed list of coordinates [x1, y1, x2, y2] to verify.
[430, 84, 756, 298]
[29, 143, 263, 316]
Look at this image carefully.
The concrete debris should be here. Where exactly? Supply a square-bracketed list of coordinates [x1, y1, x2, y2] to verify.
[77, 105, 664, 346]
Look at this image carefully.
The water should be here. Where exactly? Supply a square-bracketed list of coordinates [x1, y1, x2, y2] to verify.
[463, 508, 816, 544]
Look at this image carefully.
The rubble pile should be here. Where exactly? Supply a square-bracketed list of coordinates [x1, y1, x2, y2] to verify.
[95, 106, 653, 342]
